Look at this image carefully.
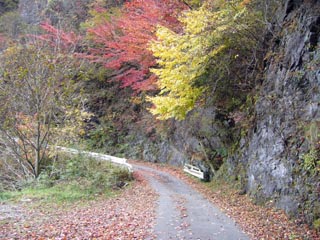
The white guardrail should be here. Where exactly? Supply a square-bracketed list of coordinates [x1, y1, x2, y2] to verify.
[56, 146, 133, 172]
[183, 164, 204, 180]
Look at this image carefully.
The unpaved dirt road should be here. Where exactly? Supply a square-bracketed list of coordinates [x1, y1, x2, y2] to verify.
[134, 164, 249, 240]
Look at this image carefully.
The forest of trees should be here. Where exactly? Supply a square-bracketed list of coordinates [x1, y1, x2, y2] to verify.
[0, 0, 273, 183]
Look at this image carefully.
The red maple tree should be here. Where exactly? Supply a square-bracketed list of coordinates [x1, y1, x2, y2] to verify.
[36, 22, 81, 51]
[86, 0, 188, 91]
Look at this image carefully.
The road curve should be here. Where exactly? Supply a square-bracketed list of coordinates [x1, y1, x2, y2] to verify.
[134, 164, 249, 240]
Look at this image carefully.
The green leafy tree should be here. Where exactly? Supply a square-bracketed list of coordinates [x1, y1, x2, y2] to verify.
[148, 0, 263, 120]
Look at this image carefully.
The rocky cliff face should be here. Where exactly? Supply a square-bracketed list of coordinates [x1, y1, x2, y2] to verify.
[228, 0, 320, 225]
[140, 107, 231, 171]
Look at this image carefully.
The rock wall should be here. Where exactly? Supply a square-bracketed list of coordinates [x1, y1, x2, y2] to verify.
[133, 106, 233, 179]
[229, 0, 320, 224]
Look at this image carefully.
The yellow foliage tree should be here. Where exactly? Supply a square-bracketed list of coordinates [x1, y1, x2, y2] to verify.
[148, 0, 263, 120]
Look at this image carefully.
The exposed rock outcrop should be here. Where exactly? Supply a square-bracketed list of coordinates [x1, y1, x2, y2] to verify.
[228, 0, 320, 225]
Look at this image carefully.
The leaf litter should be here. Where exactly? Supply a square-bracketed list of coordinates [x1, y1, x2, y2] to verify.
[0, 171, 157, 240]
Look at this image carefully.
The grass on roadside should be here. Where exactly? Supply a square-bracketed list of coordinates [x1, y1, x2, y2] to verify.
[0, 153, 132, 204]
